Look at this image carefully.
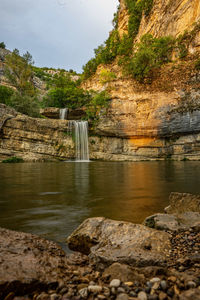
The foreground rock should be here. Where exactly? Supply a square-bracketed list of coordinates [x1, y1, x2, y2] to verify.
[165, 192, 200, 214]
[67, 217, 171, 267]
[0, 219, 200, 299]
[144, 192, 200, 231]
[0, 227, 71, 298]
[144, 212, 200, 231]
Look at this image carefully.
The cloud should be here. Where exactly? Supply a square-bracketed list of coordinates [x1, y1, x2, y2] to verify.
[0, 0, 118, 72]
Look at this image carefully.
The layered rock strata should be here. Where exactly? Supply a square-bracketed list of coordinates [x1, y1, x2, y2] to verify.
[0, 104, 74, 161]
[82, 0, 200, 161]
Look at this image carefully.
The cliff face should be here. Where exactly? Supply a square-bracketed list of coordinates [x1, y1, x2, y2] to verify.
[1, 0, 200, 162]
[82, 0, 200, 161]
[0, 104, 74, 161]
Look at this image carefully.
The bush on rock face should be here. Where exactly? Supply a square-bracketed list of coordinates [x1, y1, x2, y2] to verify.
[6, 93, 40, 118]
[0, 85, 14, 104]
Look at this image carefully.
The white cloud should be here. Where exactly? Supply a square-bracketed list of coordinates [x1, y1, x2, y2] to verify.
[0, 0, 119, 71]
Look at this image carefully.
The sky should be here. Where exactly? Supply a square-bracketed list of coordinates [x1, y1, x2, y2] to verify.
[0, 0, 118, 73]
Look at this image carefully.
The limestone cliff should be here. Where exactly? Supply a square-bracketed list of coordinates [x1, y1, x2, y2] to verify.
[1, 0, 200, 162]
[82, 0, 200, 161]
[0, 104, 74, 161]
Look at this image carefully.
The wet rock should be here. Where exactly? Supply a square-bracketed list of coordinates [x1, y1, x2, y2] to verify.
[67, 217, 171, 267]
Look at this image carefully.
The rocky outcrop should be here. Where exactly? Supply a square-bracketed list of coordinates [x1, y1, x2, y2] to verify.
[144, 212, 200, 231]
[137, 0, 200, 42]
[0, 104, 74, 161]
[144, 192, 200, 231]
[67, 217, 171, 267]
[165, 192, 200, 214]
[40, 107, 60, 119]
[81, 0, 200, 161]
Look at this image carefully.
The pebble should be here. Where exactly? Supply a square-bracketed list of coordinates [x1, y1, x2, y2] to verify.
[116, 293, 129, 300]
[160, 280, 167, 291]
[137, 291, 148, 300]
[103, 287, 110, 297]
[117, 287, 126, 293]
[110, 279, 121, 288]
[148, 295, 158, 300]
[124, 281, 134, 287]
[150, 278, 161, 283]
[97, 295, 106, 300]
[187, 281, 197, 289]
[78, 287, 88, 298]
[88, 285, 102, 294]
[152, 282, 160, 290]
[111, 287, 117, 294]
[50, 294, 60, 300]
[158, 291, 167, 300]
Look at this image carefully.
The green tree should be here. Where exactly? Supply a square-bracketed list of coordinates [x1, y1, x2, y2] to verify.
[0, 42, 6, 49]
[126, 34, 174, 82]
[43, 86, 91, 109]
[5, 93, 40, 117]
[5, 49, 35, 96]
[85, 91, 110, 122]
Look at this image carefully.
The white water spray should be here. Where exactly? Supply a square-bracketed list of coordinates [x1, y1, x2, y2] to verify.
[73, 121, 89, 161]
[60, 108, 68, 120]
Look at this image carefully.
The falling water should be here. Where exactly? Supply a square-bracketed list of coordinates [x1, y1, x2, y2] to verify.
[73, 121, 89, 161]
[60, 108, 68, 120]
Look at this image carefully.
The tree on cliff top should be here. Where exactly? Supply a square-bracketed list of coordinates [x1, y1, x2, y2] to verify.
[0, 42, 6, 49]
[5, 49, 36, 97]
[3, 49, 40, 117]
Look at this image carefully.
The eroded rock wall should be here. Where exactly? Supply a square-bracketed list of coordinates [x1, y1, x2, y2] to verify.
[0, 104, 74, 161]
[82, 0, 200, 161]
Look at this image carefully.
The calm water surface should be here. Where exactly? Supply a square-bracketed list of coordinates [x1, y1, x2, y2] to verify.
[0, 161, 200, 250]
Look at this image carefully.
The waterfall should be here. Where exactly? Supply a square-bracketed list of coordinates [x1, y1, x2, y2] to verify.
[73, 121, 89, 161]
[60, 108, 68, 120]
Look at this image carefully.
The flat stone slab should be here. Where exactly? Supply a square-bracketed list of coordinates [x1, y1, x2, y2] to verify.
[67, 217, 171, 267]
[144, 212, 200, 231]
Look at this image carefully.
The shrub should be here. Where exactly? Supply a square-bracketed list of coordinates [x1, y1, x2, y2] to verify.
[99, 69, 116, 84]
[125, 34, 174, 82]
[82, 1, 154, 80]
[85, 91, 110, 123]
[0, 85, 14, 104]
[43, 87, 91, 109]
[2, 157, 24, 163]
[6, 93, 40, 117]
[5, 49, 36, 97]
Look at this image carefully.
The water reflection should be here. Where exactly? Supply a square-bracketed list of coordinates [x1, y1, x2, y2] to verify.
[0, 161, 200, 249]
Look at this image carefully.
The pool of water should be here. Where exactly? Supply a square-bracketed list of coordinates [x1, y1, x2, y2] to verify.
[0, 161, 200, 250]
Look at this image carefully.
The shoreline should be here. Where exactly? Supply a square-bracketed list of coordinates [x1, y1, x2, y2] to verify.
[0, 192, 199, 299]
